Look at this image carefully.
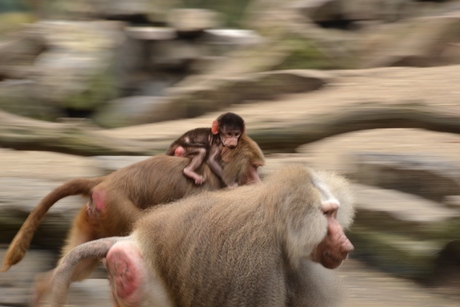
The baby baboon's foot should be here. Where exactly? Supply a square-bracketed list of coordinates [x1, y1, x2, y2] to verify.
[183, 169, 205, 185]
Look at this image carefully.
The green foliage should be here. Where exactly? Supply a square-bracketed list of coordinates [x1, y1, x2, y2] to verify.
[0, 12, 35, 35]
[182, 0, 251, 28]
[0, 0, 28, 13]
[0, 1, 36, 35]
[64, 63, 118, 110]
[276, 38, 340, 70]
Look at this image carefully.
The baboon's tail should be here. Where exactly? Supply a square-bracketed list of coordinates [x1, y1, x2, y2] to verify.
[50, 236, 128, 307]
[1, 177, 104, 272]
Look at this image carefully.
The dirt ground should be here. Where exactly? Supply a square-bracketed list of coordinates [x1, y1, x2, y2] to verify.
[340, 259, 459, 307]
[58, 259, 460, 306]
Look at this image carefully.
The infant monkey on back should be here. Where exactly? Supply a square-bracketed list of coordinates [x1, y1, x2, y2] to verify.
[166, 112, 245, 187]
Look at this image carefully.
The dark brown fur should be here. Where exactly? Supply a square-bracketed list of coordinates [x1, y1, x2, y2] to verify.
[49, 165, 355, 307]
[166, 112, 245, 186]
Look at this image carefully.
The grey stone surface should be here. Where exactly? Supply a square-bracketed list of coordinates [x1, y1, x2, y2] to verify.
[92, 155, 150, 174]
[0, 248, 55, 306]
[125, 26, 176, 41]
[350, 183, 460, 279]
[443, 195, 460, 209]
[347, 152, 460, 202]
[0, 177, 83, 250]
[0, 246, 112, 306]
[31, 21, 122, 111]
[48, 0, 181, 23]
[93, 96, 168, 128]
[0, 79, 59, 121]
[167, 8, 221, 33]
[359, 14, 460, 68]
[0, 149, 100, 181]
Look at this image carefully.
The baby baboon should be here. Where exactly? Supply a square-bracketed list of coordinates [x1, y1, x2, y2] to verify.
[167, 112, 245, 187]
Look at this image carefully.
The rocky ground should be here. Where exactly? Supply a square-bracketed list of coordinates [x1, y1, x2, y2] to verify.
[1, 65, 460, 305]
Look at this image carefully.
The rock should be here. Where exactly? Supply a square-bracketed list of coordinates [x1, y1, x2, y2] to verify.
[150, 39, 204, 70]
[50, 0, 181, 23]
[0, 248, 112, 306]
[0, 20, 125, 119]
[138, 75, 184, 96]
[205, 29, 263, 45]
[0, 24, 45, 81]
[294, 0, 414, 25]
[113, 35, 148, 92]
[31, 21, 123, 112]
[0, 248, 55, 306]
[294, 0, 343, 24]
[350, 183, 460, 279]
[0, 3, 36, 33]
[0, 149, 101, 249]
[353, 183, 459, 224]
[347, 152, 460, 202]
[140, 69, 331, 123]
[61, 278, 112, 306]
[93, 96, 169, 128]
[92, 156, 151, 174]
[0, 29, 46, 67]
[167, 8, 221, 34]
[343, 0, 414, 22]
[125, 26, 176, 41]
[0, 79, 60, 121]
[0, 149, 100, 181]
[443, 195, 460, 210]
[203, 29, 264, 53]
[361, 14, 460, 67]
[0, 177, 84, 249]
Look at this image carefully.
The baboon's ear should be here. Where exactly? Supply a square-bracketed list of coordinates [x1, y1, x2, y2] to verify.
[211, 120, 219, 135]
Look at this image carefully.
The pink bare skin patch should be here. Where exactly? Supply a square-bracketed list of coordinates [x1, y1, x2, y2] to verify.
[105, 241, 146, 306]
[174, 146, 184, 157]
[92, 189, 106, 213]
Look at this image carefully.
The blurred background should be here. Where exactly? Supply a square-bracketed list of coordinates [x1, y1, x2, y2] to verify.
[0, 0, 460, 306]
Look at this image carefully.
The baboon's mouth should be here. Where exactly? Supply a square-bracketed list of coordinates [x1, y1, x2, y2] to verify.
[321, 252, 345, 269]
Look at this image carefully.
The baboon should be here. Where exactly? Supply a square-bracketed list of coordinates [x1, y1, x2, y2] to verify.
[48, 165, 355, 307]
[1, 134, 264, 304]
[166, 112, 245, 187]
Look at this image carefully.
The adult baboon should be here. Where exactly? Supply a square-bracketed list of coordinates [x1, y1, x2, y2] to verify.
[2, 134, 264, 304]
[49, 165, 355, 307]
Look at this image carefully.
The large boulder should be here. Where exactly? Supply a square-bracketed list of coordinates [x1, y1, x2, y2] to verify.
[0, 249, 54, 306]
[0, 247, 112, 306]
[167, 8, 221, 34]
[360, 13, 460, 67]
[139, 69, 331, 124]
[0, 148, 100, 248]
[350, 183, 460, 280]
[294, 0, 415, 25]
[0, 177, 83, 249]
[0, 21, 125, 120]
[93, 96, 168, 128]
[29, 21, 123, 113]
[0, 79, 61, 120]
[347, 152, 460, 202]
[42, 0, 181, 23]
